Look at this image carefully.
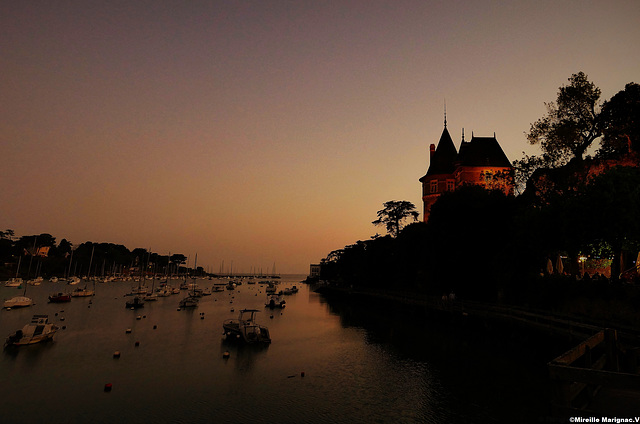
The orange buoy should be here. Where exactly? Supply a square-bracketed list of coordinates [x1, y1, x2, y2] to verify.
[223, 351, 230, 359]
[113, 351, 121, 358]
[104, 383, 113, 392]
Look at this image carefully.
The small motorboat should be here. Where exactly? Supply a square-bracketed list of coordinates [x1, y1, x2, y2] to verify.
[265, 293, 286, 309]
[178, 295, 199, 308]
[223, 309, 271, 344]
[283, 285, 299, 295]
[125, 295, 145, 309]
[6, 315, 58, 346]
[48, 292, 72, 303]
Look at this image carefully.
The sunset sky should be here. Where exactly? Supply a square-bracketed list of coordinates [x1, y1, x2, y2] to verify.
[2, 1, 639, 274]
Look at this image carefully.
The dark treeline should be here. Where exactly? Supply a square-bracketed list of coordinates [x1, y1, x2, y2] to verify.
[318, 164, 640, 311]
[0, 233, 194, 279]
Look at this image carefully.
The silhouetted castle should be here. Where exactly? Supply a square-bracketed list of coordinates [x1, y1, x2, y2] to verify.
[419, 118, 514, 221]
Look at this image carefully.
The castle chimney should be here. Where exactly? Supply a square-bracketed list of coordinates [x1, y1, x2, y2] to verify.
[430, 144, 436, 159]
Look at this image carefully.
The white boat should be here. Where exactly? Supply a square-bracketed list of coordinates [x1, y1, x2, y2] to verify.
[143, 292, 158, 301]
[68, 276, 81, 285]
[178, 254, 200, 308]
[223, 309, 271, 344]
[28, 277, 43, 286]
[265, 293, 286, 309]
[4, 278, 23, 287]
[71, 286, 95, 297]
[3, 295, 33, 309]
[49, 277, 59, 283]
[5, 315, 58, 346]
[154, 286, 172, 297]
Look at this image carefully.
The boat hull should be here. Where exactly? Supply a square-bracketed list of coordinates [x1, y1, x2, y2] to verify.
[48, 294, 72, 303]
[3, 296, 33, 309]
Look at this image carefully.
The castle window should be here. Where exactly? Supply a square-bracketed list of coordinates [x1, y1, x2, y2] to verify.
[446, 180, 455, 191]
[430, 180, 438, 193]
[480, 170, 493, 183]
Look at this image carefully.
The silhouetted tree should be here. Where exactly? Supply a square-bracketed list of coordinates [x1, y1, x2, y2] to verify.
[598, 82, 640, 158]
[527, 72, 601, 164]
[372, 200, 419, 238]
[170, 253, 187, 273]
[0, 229, 15, 240]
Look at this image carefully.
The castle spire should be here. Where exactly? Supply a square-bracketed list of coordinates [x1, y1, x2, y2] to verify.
[462, 128, 465, 142]
[444, 100, 447, 128]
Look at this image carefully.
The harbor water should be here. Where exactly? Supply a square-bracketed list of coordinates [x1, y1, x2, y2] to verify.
[0, 275, 554, 423]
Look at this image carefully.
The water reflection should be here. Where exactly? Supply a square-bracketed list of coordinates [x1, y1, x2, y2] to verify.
[315, 288, 560, 423]
[0, 277, 559, 423]
[220, 341, 269, 374]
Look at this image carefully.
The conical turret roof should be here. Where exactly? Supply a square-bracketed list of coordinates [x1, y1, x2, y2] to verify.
[419, 127, 458, 181]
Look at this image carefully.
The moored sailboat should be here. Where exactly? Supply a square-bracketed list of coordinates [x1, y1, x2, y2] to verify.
[3, 282, 33, 309]
[178, 254, 200, 308]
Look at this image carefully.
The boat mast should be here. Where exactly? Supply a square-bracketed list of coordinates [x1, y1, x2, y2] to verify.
[26, 236, 37, 280]
[87, 245, 95, 280]
[15, 255, 22, 278]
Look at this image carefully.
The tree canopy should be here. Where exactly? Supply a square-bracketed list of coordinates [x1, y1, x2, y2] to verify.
[598, 82, 640, 158]
[527, 72, 601, 164]
[372, 200, 419, 238]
